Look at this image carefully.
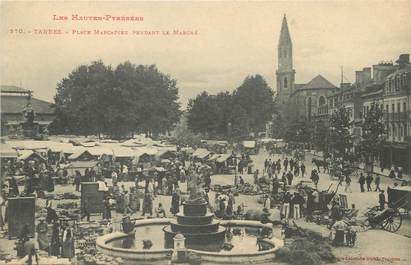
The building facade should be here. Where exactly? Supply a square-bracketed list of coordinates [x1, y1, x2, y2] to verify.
[380, 54, 411, 173]
[0, 85, 55, 136]
[275, 15, 336, 124]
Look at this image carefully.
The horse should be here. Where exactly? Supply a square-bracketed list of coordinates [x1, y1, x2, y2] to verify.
[312, 158, 329, 173]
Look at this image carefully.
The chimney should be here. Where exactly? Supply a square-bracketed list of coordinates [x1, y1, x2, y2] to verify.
[363, 67, 372, 84]
[397, 54, 410, 68]
[355, 70, 363, 86]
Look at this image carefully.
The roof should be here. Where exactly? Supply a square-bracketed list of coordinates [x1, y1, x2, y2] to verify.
[68, 150, 93, 160]
[279, 15, 292, 46]
[18, 150, 46, 161]
[0, 85, 30, 94]
[1, 95, 54, 114]
[68, 161, 99, 168]
[300, 75, 337, 90]
[386, 65, 411, 79]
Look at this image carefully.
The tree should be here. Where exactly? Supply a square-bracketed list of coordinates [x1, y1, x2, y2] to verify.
[51, 61, 114, 136]
[51, 61, 181, 138]
[233, 75, 275, 135]
[329, 107, 356, 178]
[359, 103, 386, 173]
[313, 120, 330, 154]
[170, 113, 202, 147]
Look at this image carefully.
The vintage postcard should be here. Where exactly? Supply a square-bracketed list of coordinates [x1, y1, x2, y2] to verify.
[0, 1, 410, 265]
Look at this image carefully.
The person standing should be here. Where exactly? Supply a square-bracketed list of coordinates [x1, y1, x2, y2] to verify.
[291, 192, 304, 219]
[103, 197, 112, 220]
[36, 218, 49, 252]
[61, 227, 75, 259]
[123, 191, 132, 215]
[345, 176, 352, 193]
[170, 190, 180, 215]
[111, 170, 118, 185]
[294, 163, 300, 177]
[74, 171, 81, 192]
[283, 158, 289, 172]
[276, 159, 281, 174]
[289, 158, 294, 172]
[81, 197, 91, 222]
[0, 192, 6, 231]
[358, 173, 365, 192]
[282, 192, 291, 220]
[142, 194, 153, 217]
[366, 173, 373, 192]
[300, 163, 306, 178]
[50, 222, 60, 256]
[253, 170, 259, 185]
[374, 176, 382, 192]
[286, 171, 293, 186]
[379, 190, 386, 210]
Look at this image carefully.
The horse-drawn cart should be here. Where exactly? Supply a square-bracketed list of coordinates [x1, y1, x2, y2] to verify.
[388, 186, 411, 213]
[361, 186, 410, 233]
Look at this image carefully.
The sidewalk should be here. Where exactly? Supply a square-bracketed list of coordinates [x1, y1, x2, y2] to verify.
[309, 151, 410, 180]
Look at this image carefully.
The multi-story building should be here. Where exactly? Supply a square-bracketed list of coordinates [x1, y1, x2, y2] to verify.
[380, 54, 411, 173]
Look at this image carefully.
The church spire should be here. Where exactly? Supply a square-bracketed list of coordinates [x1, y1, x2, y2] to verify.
[279, 14, 292, 46]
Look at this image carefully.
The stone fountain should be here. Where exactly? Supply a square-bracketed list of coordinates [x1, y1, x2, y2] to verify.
[163, 176, 226, 251]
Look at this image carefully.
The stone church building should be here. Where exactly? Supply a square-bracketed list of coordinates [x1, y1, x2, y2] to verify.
[275, 15, 337, 122]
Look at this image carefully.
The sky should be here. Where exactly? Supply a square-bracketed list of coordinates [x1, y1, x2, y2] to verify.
[1, 1, 410, 109]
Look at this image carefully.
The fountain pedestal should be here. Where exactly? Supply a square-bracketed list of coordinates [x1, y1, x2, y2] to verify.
[163, 200, 226, 251]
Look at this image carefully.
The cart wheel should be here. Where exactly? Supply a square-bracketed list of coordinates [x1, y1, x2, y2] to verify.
[381, 209, 402, 233]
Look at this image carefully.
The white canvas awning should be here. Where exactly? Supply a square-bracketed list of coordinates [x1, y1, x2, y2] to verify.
[193, 148, 210, 159]
[0, 144, 18, 158]
[242, 141, 256, 148]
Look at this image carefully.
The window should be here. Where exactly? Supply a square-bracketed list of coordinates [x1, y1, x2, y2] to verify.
[307, 97, 312, 120]
[386, 104, 389, 113]
[393, 125, 396, 139]
[403, 102, 407, 113]
[397, 103, 401, 113]
[392, 104, 395, 113]
[284, 77, 288, 88]
[319, 96, 326, 106]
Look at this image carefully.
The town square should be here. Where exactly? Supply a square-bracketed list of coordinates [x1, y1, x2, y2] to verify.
[0, 1, 410, 265]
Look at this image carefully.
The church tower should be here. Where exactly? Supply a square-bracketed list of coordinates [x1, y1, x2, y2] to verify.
[276, 14, 295, 104]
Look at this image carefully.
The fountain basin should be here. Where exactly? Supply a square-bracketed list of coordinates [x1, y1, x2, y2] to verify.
[96, 218, 284, 264]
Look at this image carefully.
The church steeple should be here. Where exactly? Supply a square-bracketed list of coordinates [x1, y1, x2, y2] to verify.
[276, 14, 295, 102]
[279, 14, 292, 47]
[278, 14, 293, 71]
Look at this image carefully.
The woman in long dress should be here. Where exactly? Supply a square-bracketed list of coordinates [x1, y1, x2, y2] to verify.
[61, 227, 75, 259]
[0, 192, 5, 230]
[170, 191, 180, 215]
[50, 223, 60, 256]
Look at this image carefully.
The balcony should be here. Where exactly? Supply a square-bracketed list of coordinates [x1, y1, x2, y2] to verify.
[384, 112, 407, 122]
